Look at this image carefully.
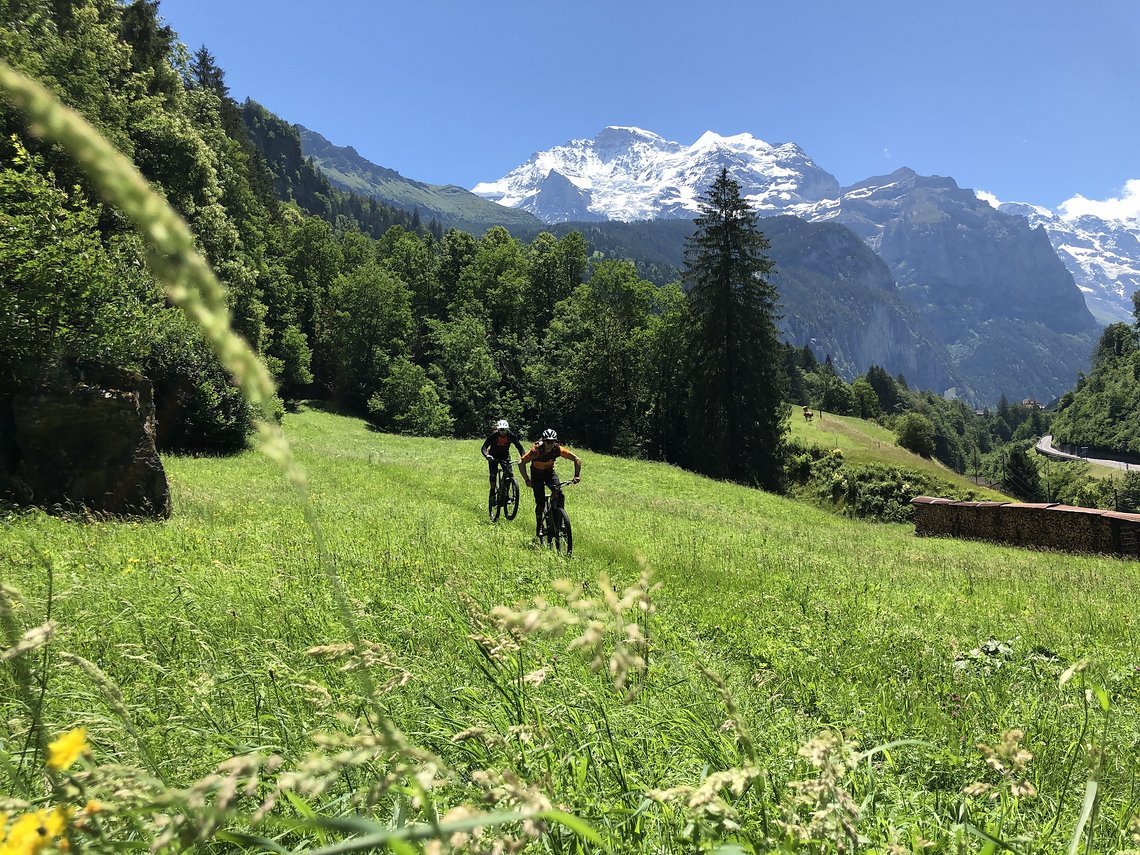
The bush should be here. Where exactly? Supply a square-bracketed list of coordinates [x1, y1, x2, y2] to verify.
[895, 412, 936, 457]
[828, 464, 966, 522]
[787, 442, 973, 522]
[368, 357, 453, 437]
[146, 309, 257, 453]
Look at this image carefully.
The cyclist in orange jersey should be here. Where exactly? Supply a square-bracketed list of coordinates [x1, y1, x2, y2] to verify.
[518, 428, 581, 538]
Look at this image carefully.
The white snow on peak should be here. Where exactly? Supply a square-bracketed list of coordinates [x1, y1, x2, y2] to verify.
[690, 130, 771, 150]
[599, 125, 667, 140]
[998, 185, 1140, 323]
[473, 126, 838, 223]
[985, 192, 1054, 220]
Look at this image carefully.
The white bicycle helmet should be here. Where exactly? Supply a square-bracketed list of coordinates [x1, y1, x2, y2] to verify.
[541, 428, 558, 442]
[495, 419, 510, 431]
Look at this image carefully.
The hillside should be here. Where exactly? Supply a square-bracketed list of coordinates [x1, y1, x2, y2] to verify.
[4, 406, 1138, 850]
[298, 126, 544, 234]
[788, 410, 1009, 500]
[1051, 320, 1140, 454]
[533, 217, 962, 394]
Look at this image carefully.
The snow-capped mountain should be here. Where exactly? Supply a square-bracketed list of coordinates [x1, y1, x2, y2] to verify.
[476, 126, 1139, 328]
[472, 126, 839, 223]
[996, 201, 1140, 324]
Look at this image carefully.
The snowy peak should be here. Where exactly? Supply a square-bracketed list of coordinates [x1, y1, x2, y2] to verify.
[472, 126, 839, 223]
[592, 125, 678, 155]
[999, 199, 1140, 324]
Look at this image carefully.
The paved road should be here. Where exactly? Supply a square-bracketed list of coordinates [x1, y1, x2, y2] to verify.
[1035, 435, 1137, 471]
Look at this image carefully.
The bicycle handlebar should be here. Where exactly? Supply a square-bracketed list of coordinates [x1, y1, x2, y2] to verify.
[547, 478, 580, 490]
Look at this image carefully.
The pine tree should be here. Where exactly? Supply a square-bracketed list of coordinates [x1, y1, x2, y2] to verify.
[120, 0, 178, 98]
[189, 46, 228, 97]
[684, 167, 787, 490]
[1004, 446, 1042, 501]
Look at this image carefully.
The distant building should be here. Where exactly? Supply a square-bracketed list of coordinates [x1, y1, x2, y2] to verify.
[1021, 398, 1045, 409]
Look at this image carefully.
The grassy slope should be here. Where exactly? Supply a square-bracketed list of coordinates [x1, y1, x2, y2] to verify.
[3, 406, 1138, 848]
[788, 411, 1010, 500]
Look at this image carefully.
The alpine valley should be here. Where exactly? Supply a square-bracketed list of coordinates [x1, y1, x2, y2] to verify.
[298, 124, 1140, 406]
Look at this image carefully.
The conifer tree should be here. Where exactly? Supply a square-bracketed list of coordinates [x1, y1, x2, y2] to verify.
[1004, 446, 1042, 501]
[189, 46, 228, 97]
[683, 167, 787, 490]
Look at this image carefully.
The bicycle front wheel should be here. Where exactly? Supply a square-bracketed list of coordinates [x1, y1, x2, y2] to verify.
[539, 506, 555, 548]
[552, 508, 572, 555]
[488, 478, 500, 522]
[504, 476, 519, 520]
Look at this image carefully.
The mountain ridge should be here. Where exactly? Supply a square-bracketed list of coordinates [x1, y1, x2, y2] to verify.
[297, 126, 543, 234]
[288, 121, 1120, 403]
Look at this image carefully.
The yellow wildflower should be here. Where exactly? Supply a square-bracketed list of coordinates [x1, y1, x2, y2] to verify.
[1, 806, 68, 854]
[46, 727, 88, 771]
[82, 801, 102, 817]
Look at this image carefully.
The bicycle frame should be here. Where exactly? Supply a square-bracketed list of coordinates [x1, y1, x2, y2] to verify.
[489, 457, 515, 485]
[543, 479, 571, 506]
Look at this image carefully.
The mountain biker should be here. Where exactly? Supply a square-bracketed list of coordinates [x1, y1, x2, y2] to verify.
[518, 428, 581, 538]
[481, 419, 524, 493]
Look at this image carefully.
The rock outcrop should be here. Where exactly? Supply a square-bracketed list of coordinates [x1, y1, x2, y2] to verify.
[0, 369, 171, 518]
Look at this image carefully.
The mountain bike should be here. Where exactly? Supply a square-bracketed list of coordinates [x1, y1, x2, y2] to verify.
[487, 457, 519, 522]
[538, 480, 574, 555]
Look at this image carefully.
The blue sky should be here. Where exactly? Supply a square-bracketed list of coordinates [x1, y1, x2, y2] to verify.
[158, 0, 1139, 214]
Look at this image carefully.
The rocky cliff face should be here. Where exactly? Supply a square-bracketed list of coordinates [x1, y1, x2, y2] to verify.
[999, 200, 1140, 325]
[0, 370, 170, 518]
[824, 168, 1097, 339]
[803, 168, 1101, 401]
[760, 217, 960, 394]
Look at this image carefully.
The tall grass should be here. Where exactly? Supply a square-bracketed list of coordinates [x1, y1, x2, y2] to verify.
[5, 406, 1140, 851]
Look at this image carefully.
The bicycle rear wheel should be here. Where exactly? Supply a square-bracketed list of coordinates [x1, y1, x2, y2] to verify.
[504, 476, 519, 520]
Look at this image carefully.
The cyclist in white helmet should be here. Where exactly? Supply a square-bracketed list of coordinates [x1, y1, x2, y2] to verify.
[481, 418, 524, 498]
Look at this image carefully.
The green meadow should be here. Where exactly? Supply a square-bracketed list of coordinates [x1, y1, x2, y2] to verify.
[3, 405, 1140, 852]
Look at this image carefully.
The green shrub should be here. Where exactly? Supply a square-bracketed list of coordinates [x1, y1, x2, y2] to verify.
[368, 357, 453, 437]
[788, 441, 973, 522]
[828, 464, 968, 522]
[146, 309, 258, 453]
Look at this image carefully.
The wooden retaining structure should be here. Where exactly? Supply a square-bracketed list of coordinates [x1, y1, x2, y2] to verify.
[912, 496, 1140, 558]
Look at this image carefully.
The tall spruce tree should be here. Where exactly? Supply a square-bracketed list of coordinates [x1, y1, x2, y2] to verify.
[684, 167, 787, 489]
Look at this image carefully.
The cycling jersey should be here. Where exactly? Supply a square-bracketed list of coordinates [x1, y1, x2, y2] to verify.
[520, 442, 577, 471]
[482, 430, 524, 459]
